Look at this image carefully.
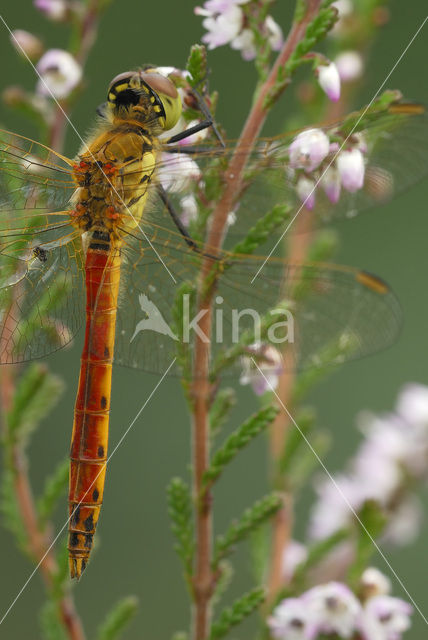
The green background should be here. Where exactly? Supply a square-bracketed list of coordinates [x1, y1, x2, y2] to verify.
[0, 1, 428, 638]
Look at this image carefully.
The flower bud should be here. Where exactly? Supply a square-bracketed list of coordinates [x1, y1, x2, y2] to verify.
[335, 51, 363, 82]
[337, 148, 365, 192]
[289, 128, 330, 172]
[11, 30, 44, 61]
[316, 62, 341, 102]
[296, 176, 316, 210]
[34, 0, 68, 21]
[321, 166, 341, 204]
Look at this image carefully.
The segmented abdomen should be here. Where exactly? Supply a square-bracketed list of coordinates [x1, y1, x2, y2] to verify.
[68, 246, 121, 579]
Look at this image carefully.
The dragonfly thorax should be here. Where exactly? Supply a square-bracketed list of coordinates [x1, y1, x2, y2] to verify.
[70, 124, 158, 243]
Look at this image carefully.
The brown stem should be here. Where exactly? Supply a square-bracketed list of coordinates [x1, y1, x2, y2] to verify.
[0, 304, 85, 638]
[190, 4, 323, 638]
[11, 446, 86, 640]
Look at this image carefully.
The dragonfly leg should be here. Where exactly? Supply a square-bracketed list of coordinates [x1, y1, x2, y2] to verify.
[157, 185, 218, 260]
[166, 86, 225, 148]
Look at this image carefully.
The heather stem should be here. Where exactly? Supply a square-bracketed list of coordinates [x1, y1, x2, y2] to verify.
[190, 3, 324, 639]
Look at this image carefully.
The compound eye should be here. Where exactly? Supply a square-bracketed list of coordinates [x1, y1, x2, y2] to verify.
[108, 71, 134, 93]
[140, 72, 178, 100]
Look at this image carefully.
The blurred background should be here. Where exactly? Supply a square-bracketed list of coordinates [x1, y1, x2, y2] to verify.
[0, 1, 427, 638]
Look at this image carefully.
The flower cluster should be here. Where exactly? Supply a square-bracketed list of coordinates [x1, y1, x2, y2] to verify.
[195, 0, 283, 60]
[9, 3, 83, 101]
[287, 126, 366, 210]
[310, 384, 428, 545]
[268, 570, 412, 640]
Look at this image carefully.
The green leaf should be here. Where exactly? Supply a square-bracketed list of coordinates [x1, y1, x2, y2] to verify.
[210, 587, 265, 639]
[96, 596, 139, 640]
[214, 493, 282, 566]
[347, 500, 386, 588]
[209, 388, 236, 438]
[6, 364, 64, 449]
[0, 467, 28, 552]
[187, 45, 208, 88]
[37, 458, 69, 528]
[167, 477, 194, 579]
[231, 204, 292, 256]
[39, 600, 67, 640]
[203, 406, 279, 489]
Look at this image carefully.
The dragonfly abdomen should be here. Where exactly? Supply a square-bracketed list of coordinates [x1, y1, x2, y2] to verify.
[68, 246, 121, 579]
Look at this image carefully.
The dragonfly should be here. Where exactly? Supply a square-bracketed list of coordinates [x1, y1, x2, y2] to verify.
[0, 66, 427, 579]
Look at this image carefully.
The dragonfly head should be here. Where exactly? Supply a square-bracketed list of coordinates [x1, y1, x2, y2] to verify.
[106, 68, 182, 131]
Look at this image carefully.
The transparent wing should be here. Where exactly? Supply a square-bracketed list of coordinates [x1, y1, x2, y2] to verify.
[0, 129, 76, 225]
[114, 221, 402, 376]
[0, 234, 85, 363]
[0, 130, 84, 363]
[138, 101, 428, 244]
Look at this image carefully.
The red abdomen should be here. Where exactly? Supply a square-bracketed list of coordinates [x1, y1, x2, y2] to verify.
[68, 246, 121, 579]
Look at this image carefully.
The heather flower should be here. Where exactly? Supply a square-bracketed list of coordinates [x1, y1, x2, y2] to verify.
[195, 2, 246, 49]
[316, 62, 341, 102]
[195, 1, 282, 60]
[360, 567, 392, 600]
[337, 148, 365, 192]
[359, 595, 413, 640]
[321, 166, 341, 203]
[396, 382, 428, 425]
[157, 153, 201, 193]
[10, 30, 44, 61]
[36, 49, 82, 99]
[268, 598, 312, 640]
[296, 176, 316, 210]
[335, 51, 364, 82]
[240, 343, 284, 395]
[303, 582, 361, 638]
[34, 0, 67, 21]
[289, 129, 330, 172]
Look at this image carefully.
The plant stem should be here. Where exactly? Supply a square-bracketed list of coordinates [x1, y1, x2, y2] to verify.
[190, 3, 323, 639]
[11, 444, 86, 640]
[0, 305, 85, 640]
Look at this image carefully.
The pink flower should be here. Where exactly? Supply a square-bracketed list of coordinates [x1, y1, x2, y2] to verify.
[360, 567, 392, 599]
[34, 0, 67, 21]
[335, 51, 364, 82]
[303, 582, 362, 638]
[195, 3, 245, 49]
[10, 30, 44, 61]
[195, 0, 282, 60]
[268, 598, 312, 640]
[36, 49, 82, 99]
[296, 176, 316, 210]
[396, 383, 428, 425]
[240, 343, 284, 395]
[157, 153, 201, 193]
[316, 62, 341, 102]
[289, 128, 330, 172]
[321, 166, 341, 203]
[359, 595, 413, 640]
[337, 148, 365, 192]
